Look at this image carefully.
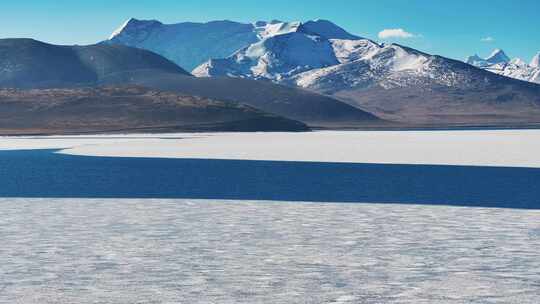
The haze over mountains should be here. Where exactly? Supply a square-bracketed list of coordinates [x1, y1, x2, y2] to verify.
[108, 18, 540, 126]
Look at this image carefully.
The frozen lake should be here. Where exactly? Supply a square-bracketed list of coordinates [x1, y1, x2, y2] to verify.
[1, 131, 540, 302]
[2, 130, 540, 168]
[1, 199, 539, 303]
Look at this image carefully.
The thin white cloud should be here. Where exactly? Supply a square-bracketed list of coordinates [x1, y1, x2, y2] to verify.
[378, 28, 417, 39]
[481, 36, 495, 42]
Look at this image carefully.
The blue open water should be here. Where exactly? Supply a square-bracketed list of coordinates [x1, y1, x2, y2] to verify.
[0, 149, 539, 208]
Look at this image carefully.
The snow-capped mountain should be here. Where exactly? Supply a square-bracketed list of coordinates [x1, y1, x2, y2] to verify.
[107, 18, 540, 125]
[466, 49, 511, 67]
[485, 49, 511, 64]
[192, 32, 341, 80]
[530, 52, 540, 68]
[0, 38, 381, 128]
[466, 49, 540, 84]
[192, 24, 540, 124]
[484, 59, 540, 84]
[192, 28, 495, 93]
[107, 18, 258, 70]
[192, 20, 364, 80]
[106, 18, 354, 70]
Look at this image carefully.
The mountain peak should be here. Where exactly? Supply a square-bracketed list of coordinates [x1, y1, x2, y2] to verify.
[486, 49, 510, 64]
[466, 54, 483, 63]
[298, 19, 361, 40]
[510, 57, 527, 66]
[251, 19, 361, 41]
[531, 52, 540, 68]
[488, 48, 504, 55]
[254, 20, 302, 39]
[109, 18, 163, 40]
[466, 48, 540, 84]
[109, 19, 132, 39]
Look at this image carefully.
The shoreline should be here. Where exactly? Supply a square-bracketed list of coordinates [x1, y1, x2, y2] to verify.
[3, 122, 540, 137]
[1, 130, 540, 168]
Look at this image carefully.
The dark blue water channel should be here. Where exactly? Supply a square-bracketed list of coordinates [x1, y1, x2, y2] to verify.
[0, 149, 539, 209]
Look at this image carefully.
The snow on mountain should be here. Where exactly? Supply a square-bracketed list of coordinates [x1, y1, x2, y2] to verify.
[106, 18, 357, 71]
[192, 25, 540, 125]
[253, 20, 301, 39]
[531, 52, 540, 68]
[330, 39, 381, 63]
[107, 18, 260, 70]
[106, 18, 540, 124]
[485, 49, 510, 64]
[510, 58, 527, 66]
[109, 19, 135, 40]
[109, 18, 163, 40]
[193, 27, 468, 93]
[108, 18, 164, 42]
[192, 24, 540, 91]
[289, 43, 469, 93]
[466, 54, 490, 67]
[193, 32, 341, 80]
[532, 70, 540, 83]
[298, 20, 361, 40]
[484, 62, 540, 84]
[467, 49, 540, 84]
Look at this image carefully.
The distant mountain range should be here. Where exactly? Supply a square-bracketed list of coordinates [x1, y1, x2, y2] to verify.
[107, 18, 359, 71]
[107, 18, 540, 126]
[1, 19, 539, 134]
[0, 38, 381, 133]
[466, 49, 540, 84]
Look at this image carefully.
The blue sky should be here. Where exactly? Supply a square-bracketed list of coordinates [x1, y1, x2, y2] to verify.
[2, 0, 539, 61]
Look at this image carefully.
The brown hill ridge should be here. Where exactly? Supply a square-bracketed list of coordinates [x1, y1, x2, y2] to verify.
[0, 86, 309, 135]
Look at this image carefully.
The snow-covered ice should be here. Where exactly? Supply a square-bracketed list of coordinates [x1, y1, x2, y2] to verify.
[1, 131, 540, 302]
[1, 198, 539, 303]
[2, 130, 540, 168]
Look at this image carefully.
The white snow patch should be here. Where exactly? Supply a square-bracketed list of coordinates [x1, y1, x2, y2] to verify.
[390, 46, 428, 71]
[330, 39, 381, 63]
[467, 49, 540, 84]
[109, 18, 133, 40]
[2, 130, 540, 168]
[530, 52, 540, 68]
[255, 21, 301, 39]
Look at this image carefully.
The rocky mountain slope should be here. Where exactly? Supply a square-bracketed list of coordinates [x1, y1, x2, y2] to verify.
[186, 20, 540, 125]
[0, 38, 381, 129]
[0, 86, 309, 135]
[105, 18, 540, 126]
[290, 44, 540, 125]
[101, 71, 382, 127]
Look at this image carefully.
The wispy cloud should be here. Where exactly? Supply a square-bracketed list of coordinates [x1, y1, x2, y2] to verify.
[378, 28, 418, 39]
[481, 36, 495, 42]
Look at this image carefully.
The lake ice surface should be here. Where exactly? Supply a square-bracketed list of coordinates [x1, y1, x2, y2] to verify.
[2, 130, 540, 167]
[1, 131, 540, 302]
[1, 199, 539, 303]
